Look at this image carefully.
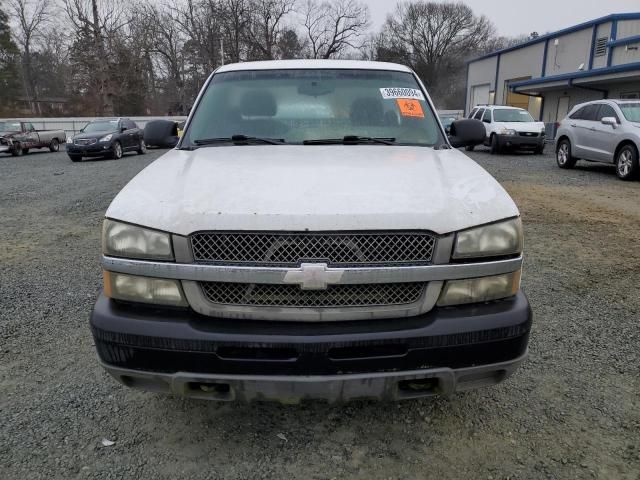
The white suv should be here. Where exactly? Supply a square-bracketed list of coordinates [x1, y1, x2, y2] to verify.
[467, 105, 546, 154]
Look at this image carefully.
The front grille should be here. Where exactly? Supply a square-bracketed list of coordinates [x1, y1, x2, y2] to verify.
[190, 232, 436, 266]
[75, 138, 97, 145]
[200, 282, 426, 307]
[518, 132, 538, 137]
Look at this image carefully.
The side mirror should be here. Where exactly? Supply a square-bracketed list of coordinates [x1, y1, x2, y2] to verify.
[601, 117, 617, 128]
[448, 119, 486, 148]
[121, 127, 127, 133]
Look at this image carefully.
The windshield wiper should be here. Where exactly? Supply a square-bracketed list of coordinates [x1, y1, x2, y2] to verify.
[303, 135, 396, 145]
[193, 135, 286, 146]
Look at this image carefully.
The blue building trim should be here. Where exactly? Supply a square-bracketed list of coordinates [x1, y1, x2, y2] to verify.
[494, 54, 501, 103]
[588, 24, 598, 70]
[607, 19, 618, 67]
[509, 61, 640, 89]
[467, 13, 640, 64]
[608, 34, 640, 48]
[541, 39, 550, 76]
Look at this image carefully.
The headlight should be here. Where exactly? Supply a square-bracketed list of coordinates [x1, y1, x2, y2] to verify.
[99, 134, 113, 142]
[102, 219, 173, 260]
[498, 128, 516, 136]
[103, 271, 187, 306]
[66, 137, 73, 144]
[453, 218, 523, 259]
[437, 271, 521, 306]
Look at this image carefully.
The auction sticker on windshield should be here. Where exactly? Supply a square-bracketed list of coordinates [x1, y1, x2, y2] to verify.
[380, 87, 425, 101]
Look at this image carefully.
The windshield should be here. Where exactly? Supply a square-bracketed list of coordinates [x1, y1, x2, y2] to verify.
[619, 103, 640, 122]
[183, 69, 444, 147]
[0, 121, 21, 132]
[493, 109, 535, 122]
[83, 120, 119, 133]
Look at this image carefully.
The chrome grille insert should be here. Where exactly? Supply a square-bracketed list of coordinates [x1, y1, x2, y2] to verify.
[190, 232, 436, 266]
[75, 138, 97, 145]
[200, 282, 426, 307]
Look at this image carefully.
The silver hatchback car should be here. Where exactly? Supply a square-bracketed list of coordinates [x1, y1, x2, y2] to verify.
[555, 100, 640, 180]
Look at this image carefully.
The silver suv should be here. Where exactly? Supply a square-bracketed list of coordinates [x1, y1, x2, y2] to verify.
[555, 100, 640, 180]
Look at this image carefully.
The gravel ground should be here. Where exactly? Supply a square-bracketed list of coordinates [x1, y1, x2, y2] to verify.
[1, 145, 639, 480]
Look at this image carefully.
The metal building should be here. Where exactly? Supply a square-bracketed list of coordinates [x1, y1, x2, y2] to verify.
[465, 13, 640, 125]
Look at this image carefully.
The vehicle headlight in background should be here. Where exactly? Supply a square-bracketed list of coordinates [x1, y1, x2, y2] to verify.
[437, 271, 521, 306]
[66, 137, 73, 143]
[453, 218, 523, 259]
[99, 134, 113, 142]
[103, 271, 187, 306]
[102, 219, 173, 260]
[498, 128, 516, 136]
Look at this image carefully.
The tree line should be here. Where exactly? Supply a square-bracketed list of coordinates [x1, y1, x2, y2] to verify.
[0, 0, 524, 117]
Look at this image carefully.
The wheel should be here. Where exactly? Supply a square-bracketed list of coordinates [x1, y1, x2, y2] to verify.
[69, 155, 82, 162]
[615, 144, 639, 181]
[556, 139, 577, 169]
[490, 134, 501, 154]
[11, 143, 23, 156]
[22, 148, 29, 155]
[49, 138, 59, 152]
[111, 141, 123, 159]
[136, 138, 146, 155]
[464, 145, 475, 151]
[535, 144, 545, 155]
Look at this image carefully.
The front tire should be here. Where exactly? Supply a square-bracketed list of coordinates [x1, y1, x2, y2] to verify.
[490, 134, 501, 154]
[615, 144, 639, 181]
[49, 139, 59, 152]
[11, 143, 23, 156]
[556, 139, 577, 169]
[111, 141, 123, 160]
[136, 138, 146, 155]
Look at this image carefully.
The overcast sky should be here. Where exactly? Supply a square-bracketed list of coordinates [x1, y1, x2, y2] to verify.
[368, 0, 639, 37]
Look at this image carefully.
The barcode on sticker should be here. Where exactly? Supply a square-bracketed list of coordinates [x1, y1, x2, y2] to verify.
[380, 88, 425, 101]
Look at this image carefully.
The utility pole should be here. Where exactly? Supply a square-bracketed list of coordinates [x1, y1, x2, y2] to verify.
[220, 37, 224, 65]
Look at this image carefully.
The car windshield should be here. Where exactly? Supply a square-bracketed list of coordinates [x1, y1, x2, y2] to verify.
[493, 109, 535, 122]
[83, 120, 119, 133]
[0, 121, 21, 131]
[183, 69, 444, 147]
[619, 103, 640, 122]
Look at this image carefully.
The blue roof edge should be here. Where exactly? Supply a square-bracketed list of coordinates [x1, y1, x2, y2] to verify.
[509, 61, 640, 89]
[467, 12, 640, 64]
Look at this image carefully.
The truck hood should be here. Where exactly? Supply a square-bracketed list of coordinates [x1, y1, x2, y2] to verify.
[0, 131, 20, 138]
[106, 146, 519, 235]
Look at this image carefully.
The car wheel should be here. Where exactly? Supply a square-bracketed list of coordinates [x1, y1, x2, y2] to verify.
[69, 155, 82, 162]
[11, 143, 23, 156]
[490, 134, 501, 154]
[556, 139, 577, 169]
[112, 141, 123, 160]
[137, 138, 146, 155]
[49, 139, 59, 152]
[615, 144, 639, 181]
[464, 145, 475, 152]
[22, 148, 29, 155]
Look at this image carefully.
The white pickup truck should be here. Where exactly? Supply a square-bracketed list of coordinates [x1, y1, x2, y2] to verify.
[92, 60, 531, 403]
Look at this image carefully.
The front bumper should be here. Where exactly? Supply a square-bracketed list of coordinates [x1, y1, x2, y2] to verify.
[67, 143, 113, 156]
[90, 291, 532, 402]
[496, 134, 544, 149]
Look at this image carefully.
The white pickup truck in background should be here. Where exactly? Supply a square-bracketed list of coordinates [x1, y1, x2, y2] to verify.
[0, 120, 66, 156]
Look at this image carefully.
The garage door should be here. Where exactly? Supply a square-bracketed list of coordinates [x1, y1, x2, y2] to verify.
[471, 84, 490, 108]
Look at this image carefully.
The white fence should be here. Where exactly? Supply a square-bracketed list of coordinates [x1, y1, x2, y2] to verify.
[0, 116, 188, 136]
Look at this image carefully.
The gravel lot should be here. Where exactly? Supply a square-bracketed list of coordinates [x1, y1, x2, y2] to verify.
[1, 145, 639, 479]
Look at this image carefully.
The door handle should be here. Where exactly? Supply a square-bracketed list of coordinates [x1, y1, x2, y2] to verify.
[589, 127, 596, 131]
[570, 123, 577, 127]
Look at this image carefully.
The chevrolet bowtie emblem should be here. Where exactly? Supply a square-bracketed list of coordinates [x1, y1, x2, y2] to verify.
[283, 263, 344, 290]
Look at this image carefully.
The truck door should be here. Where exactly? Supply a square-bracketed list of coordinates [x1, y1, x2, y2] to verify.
[23, 122, 38, 148]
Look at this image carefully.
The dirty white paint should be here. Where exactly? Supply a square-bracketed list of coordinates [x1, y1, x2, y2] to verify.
[106, 145, 519, 235]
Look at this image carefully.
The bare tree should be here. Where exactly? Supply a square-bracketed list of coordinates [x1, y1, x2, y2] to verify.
[245, 0, 296, 60]
[302, 0, 369, 59]
[7, 0, 52, 114]
[221, 0, 250, 62]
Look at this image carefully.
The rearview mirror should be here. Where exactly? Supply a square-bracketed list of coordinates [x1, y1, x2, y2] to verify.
[601, 117, 617, 128]
[448, 119, 486, 148]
